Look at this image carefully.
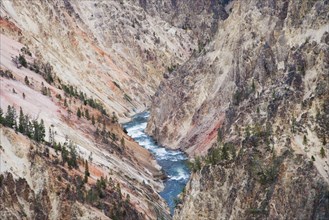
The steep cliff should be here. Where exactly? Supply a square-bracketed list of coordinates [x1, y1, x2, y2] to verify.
[1, 0, 196, 120]
[0, 0, 201, 219]
[131, 0, 231, 44]
[0, 34, 171, 219]
[147, 0, 329, 219]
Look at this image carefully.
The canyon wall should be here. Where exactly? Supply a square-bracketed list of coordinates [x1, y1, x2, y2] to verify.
[147, 0, 329, 219]
[1, 0, 196, 120]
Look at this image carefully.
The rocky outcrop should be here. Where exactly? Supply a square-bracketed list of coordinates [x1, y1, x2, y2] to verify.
[131, 0, 231, 44]
[147, 0, 329, 219]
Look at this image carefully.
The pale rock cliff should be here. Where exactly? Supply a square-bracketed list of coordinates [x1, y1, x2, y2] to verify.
[1, 0, 196, 120]
[147, 0, 329, 219]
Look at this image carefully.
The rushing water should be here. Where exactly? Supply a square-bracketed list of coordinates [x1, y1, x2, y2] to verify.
[123, 112, 190, 215]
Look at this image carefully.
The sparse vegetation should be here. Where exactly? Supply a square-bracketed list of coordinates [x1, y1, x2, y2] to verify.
[18, 54, 28, 68]
[253, 153, 281, 185]
[0, 174, 3, 187]
[61, 83, 108, 116]
[84, 160, 90, 183]
[77, 108, 82, 119]
[21, 46, 32, 56]
[303, 135, 308, 145]
[0, 105, 45, 142]
[188, 156, 202, 172]
[0, 69, 14, 79]
[167, 64, 177, 73]
[320, 147, 326, 158]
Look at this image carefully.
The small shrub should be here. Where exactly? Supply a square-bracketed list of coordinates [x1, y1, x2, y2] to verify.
[56, 94, 62, 100]
[18, 54, 27, 68]
[303, 135, 308, 145]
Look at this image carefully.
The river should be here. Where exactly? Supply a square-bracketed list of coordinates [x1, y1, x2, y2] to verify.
[123, 112, 190, 215]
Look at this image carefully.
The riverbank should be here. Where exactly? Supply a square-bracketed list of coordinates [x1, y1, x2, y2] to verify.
[123, 112, 190, 215]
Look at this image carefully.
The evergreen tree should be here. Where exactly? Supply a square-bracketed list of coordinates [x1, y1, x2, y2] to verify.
[111, 112, 118, 123]
[77, 108, 81, 119]
[217, 128, 223, 144]
[0, 108, 3, 124]
[84, 160, 90, 183]
[40, 119, 45, 141]
[49, 127, 55, 144]
[26, 117, 32, 138]
[245, 125, 251, 138]
[32, 119, 39, 141]
[320, 147, 326, 158]
[18, 107, 26, 134]
[24, 76, 30, 85]
[323, 137, 327, 146]
[121, 137, 125, 147]
[303, 135, 308, 145]
[67, 142, 78, 169]
[61, 146, 69, 165]
[91, 115, 95, 125]
[221, 145, 229, 160]
[4, 105, 16, 128]
[85, 109, 90, 120]
[18, 54, 27, 67]
[251, 79, 255, 92]
[64, 98, 68, 107]
[32, 119, 45, 142]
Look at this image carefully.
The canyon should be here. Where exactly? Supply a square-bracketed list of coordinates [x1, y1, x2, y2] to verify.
[1, 0, 329, 220]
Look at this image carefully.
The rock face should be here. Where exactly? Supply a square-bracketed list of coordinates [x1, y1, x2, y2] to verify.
[1, 0, 329, 219]
[131, 0, 231, 44]
[0, 0, 201, 218]
[147, 0, 329, 219]
[0, 1, 234, 218]
[1, 0, 196, 120]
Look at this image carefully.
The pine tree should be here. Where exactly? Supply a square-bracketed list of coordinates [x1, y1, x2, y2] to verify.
[18, 54, 27, 67]
[320, 147, 326, 158]
[24, 76, 30, 85]
[61, 146, 69, 165]
[40, 119, 45, 141]
[26, 119, 33, 138]
[49, 127, 54, 144]
[121, 137, 125, 147]
[85, 109, 90, 120]
[77, 108, 81, 119]
[4, 105, 16, 128]
[91, 115, 95, 125]
[64, 98, 68, 107]
[251, 79, 255, 92]
[18, 107, 26, 134]
[217, 128, 223, 144]
[32, 119, 45, 142]
[303, 135, 307, 145]
[68, 142, 78, 169]
[84, 160, 90, 183]
[0, 108, 3, 124]
[221, 145, 229, 160]
[32, 119, 39, 141]
[22, 93, 26, 99]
